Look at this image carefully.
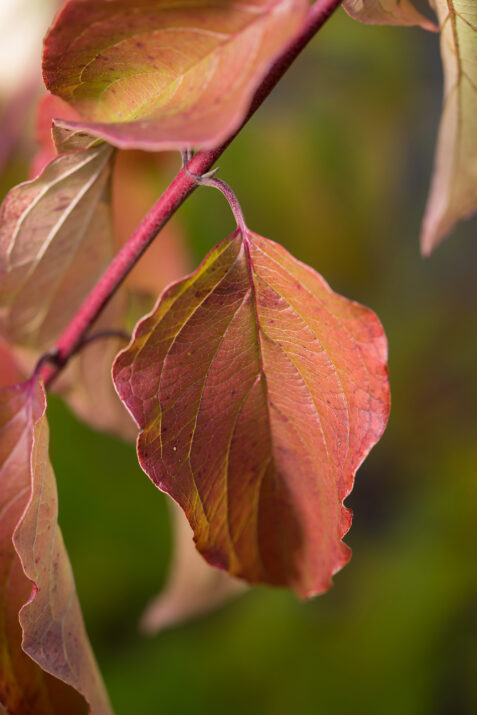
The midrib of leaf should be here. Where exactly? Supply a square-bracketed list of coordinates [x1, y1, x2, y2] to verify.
[240, 235, 280, 573]
[242, 236, 272, 433]
[250, 241, 352, 463]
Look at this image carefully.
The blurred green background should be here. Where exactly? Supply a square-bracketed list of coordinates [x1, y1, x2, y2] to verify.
[2, 5, 477, 714]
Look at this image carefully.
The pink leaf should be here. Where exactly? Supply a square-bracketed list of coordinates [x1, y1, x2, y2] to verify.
[113, 230, 390, 598]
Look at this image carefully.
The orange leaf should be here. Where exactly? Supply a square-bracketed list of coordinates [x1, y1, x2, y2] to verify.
[113, 230, 390, 598]
[43, 0, 308, 151]
[0, 378, 112, 713]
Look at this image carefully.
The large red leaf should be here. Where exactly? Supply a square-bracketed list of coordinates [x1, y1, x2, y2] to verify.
[113, 231, 390, 597]
[42, 0, 308, 151]
[0, 378, 112, 713]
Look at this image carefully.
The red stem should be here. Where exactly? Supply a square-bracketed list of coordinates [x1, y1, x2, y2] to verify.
[41, 0, 343, 386]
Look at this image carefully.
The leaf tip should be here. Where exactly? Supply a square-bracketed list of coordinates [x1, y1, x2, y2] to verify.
[419, 211, 450, 257]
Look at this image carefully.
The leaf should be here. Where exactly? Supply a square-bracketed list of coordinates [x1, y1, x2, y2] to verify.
[53, 149, 192, 441]
[141, 500, 246, 634]
[43, 0, 308, 151]
[0, 378, 112, 713]
[0, 143, 114, 349]
[342, 0, 437, 29]
[113, 230, 390, 597]
[420, 0, 477, 254]
[2, 93, 191, 441]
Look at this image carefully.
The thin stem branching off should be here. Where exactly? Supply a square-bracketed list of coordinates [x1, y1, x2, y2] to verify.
[41, 0, 343, 386]
[189, 170, 249, 235]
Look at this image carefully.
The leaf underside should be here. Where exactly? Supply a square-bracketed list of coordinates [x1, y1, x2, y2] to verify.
[43, 0, 308, 151]
[0, 143, 114, 349]
[114, 230, 390, 598]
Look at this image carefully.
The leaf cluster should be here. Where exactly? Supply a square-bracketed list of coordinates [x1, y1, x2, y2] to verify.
[0, 0, 475, 711]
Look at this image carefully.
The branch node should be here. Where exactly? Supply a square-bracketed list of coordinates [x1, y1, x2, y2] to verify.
[182, 151, 220, 183]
